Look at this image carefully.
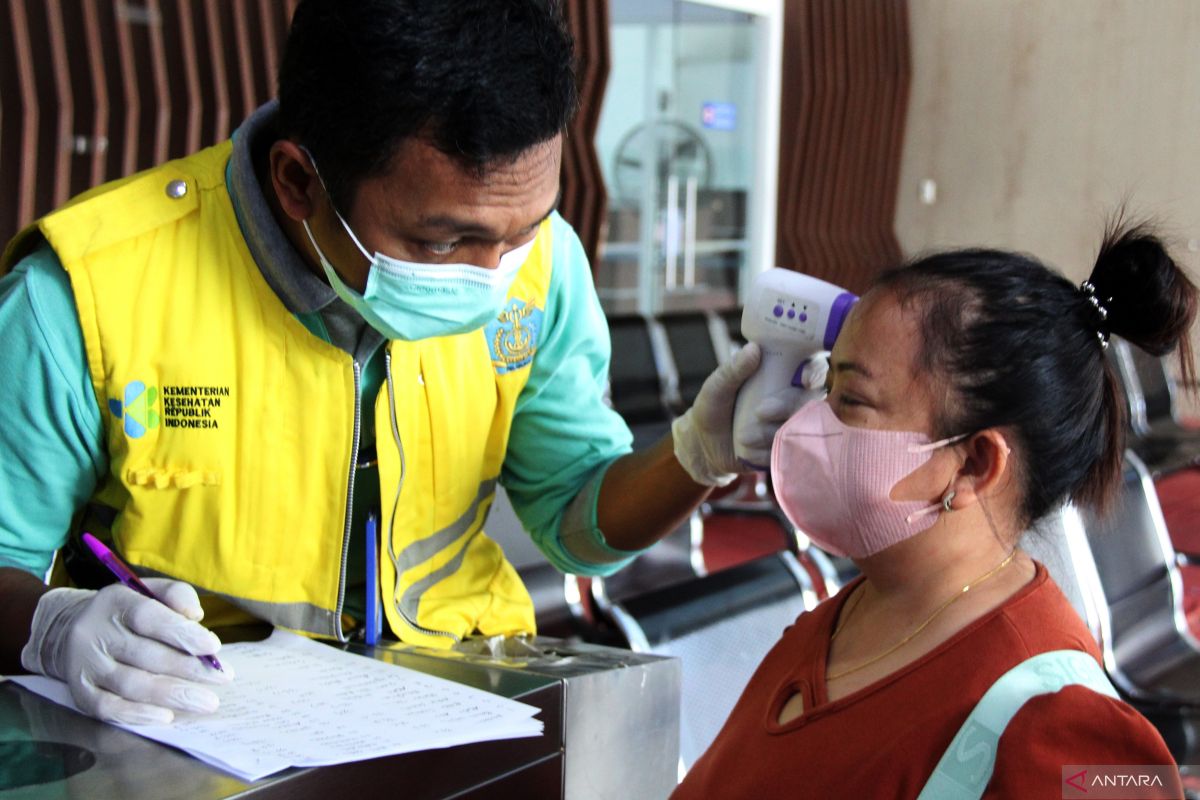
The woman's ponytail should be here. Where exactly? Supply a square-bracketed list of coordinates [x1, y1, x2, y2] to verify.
[1077, 218, 1198, 512]
[1087, 219, 1197, 383]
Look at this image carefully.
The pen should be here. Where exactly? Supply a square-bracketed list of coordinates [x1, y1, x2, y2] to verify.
[81, 532, 224, 672]
[364, 511, 381, 646]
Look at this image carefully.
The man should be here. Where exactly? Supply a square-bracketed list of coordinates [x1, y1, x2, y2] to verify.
[0, 0, 779, 727]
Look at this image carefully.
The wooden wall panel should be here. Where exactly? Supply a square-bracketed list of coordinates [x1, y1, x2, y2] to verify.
[0, 0, 611, 263]
[5, 0, 42, 227]
[0, 0, 292, 247]
[559, 0, 611, 269]
[0, 3, 25, 233]
[776, 0, 910, 294]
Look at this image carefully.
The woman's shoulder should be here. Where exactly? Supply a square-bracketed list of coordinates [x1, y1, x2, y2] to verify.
[982, 686, 1178, 799]
[991, 560, 1102, 659]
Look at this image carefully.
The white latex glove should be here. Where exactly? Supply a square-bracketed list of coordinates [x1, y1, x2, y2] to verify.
[797, 352, 830, 394]
[732, 352, 830, 469]
[672, 343, 764, 487]
[21, 581, 233, 725]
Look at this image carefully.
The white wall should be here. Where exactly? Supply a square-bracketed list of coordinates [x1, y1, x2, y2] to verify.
[896, 0, 1200, 284]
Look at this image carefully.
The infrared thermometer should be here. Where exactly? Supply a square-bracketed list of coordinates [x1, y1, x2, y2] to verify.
[733, 268, 858, 469]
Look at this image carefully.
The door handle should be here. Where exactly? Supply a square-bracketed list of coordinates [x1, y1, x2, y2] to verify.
[665, 174, 679, 290]
[684, 176, 697, 289]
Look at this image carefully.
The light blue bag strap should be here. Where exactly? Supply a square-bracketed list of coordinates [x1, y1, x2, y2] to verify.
[916, 649, 1119, 800]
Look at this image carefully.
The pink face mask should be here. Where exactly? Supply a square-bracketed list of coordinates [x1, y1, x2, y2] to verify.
[770, 399, 965, 559]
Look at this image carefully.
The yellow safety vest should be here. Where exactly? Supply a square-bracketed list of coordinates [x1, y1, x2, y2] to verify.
[4, 141, 553, 647]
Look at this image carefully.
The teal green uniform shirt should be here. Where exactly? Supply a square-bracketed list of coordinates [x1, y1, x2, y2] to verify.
[0, 215, 639, 585]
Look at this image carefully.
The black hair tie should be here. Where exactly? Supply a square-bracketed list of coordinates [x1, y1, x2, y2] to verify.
[1078, 281, 1111, 349]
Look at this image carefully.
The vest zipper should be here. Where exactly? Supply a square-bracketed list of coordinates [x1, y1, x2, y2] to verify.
[334, 359, 362, 643]
[384, 349, 460, 643]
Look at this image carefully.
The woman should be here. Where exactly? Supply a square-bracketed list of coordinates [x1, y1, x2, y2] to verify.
[674, 222, 1195, 799]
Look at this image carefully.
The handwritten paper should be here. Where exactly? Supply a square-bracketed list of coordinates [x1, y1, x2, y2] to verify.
[12, 629, 542, 782]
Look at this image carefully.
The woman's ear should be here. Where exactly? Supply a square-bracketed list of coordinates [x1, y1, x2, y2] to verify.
[945, 430, 1012, 510]
[269, 140, 319, 222]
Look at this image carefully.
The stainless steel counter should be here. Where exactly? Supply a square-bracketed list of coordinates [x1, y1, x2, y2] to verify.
[0, 637, 680, 800]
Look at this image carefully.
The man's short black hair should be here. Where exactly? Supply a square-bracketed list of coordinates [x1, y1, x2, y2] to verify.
[278, 0, 577, 211]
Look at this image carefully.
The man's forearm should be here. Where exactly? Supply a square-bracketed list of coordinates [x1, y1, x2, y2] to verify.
[0, 566, 51, 673]
[595, 433, 712, 552]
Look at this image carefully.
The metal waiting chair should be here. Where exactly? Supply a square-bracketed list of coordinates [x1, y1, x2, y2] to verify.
[1016, 495, 1200, 764]
[591, 551, 818, 772]
[1018, 504, 1106, 645]
[719, 307, 745, 355]
[600, 314, 704, 601]
[1109, 337, 1200, 476]
[606, 313, 680, 447]
[658, 311, 733, 412]
[1073, 451, 1200, 704]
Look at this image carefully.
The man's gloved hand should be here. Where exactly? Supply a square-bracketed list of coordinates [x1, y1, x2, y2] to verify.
[672, 345, 830, 486]
[672, 343, 763, 487]
[732, 352, 830, 469]
[21, 581, 233, 725]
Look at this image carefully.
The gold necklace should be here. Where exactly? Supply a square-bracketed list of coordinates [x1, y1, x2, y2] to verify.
[826, 551, 1017, 681]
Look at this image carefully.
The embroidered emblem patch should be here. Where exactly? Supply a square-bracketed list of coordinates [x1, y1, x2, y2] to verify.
[486, 299, 543, 374]
[108, 381, 160, 439]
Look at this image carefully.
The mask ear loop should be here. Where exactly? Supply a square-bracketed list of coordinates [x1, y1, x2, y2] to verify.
[902, 433, 969, 524]
[907, 432, 969, 454]
[905, 499, 948, 525]
[299, 146, 374, 263]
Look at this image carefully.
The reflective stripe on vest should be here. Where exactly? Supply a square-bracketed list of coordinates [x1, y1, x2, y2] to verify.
[917, 649, 1119, 800]
[388, 471, 499, 641]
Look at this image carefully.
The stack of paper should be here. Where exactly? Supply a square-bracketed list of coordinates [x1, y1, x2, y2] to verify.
[12, 629, 543, 782]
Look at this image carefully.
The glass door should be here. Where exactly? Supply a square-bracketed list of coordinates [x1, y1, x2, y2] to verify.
[595, 0, 781, 316]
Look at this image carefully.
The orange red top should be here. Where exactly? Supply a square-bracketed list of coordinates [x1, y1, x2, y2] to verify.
[673, 563, 1179, 799]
